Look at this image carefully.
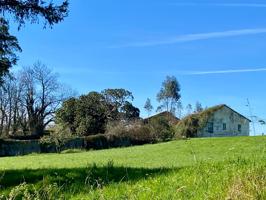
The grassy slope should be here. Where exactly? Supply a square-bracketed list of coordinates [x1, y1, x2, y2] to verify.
[0, 136, 265, 199]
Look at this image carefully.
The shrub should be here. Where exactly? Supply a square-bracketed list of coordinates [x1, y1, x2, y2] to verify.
[40, 124, 74, 152]
[84, 134, 109, 150]
[148, 117, 175, 141]
[105, 120, 155, 144]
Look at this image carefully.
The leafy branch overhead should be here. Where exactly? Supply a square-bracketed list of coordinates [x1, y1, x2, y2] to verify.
[0, 0, 69, 82]
[0, 0, 69, 28]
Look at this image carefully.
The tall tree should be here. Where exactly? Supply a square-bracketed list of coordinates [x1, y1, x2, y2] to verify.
[176, 101, 183, 119]
[102, 88, 134, 120]
[157, 76, 181, 114]
[0, 18, 21, 83]
[18, 62, 70, 136]
[144, 98, 153, 117]
[55, 97, 77, 134]
[0, 0, 69, 81]
[194, 101, 203, 113]
[186, 103, 193, 116]
[121, 101, 140, 120]
[75, 92, 108, 135]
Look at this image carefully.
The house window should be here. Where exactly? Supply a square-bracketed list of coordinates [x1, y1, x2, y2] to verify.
[238, 124, 242, 132]
[223, 123, 227, 130]
[207, 122, 214, 133]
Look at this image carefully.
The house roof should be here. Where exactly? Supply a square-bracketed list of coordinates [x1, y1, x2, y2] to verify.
[144, 111, 180, 124]
[197, 104, 251, 122]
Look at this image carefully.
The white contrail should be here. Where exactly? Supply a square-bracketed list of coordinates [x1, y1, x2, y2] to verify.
[184, 68, 266, 75]
[170, 3, 266, 8]
[111, 28, 266, 48]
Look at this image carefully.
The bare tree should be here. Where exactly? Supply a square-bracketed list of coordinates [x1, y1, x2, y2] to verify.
[18, 62, 71, 136]
[0, 75, 24, 136]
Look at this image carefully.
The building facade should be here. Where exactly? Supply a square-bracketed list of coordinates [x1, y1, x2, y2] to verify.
[197, 105, 250, 137]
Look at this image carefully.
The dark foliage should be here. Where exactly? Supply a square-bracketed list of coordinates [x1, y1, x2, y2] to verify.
[56, 98, 77, 133]
[75, 92, 108, 135]
[0, 0, 69, 28]
[120, 101, 140, 120]
[57, 89, 140, 136]
[0, 18, 21, 82]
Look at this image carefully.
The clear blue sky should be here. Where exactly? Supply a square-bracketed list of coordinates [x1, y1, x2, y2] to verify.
[9, 0, 266, 135]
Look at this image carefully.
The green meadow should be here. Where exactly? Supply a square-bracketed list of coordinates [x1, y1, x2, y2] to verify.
[0, 136, 265, 199]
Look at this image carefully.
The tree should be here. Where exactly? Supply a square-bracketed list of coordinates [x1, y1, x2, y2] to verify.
[55, 97, 77, 134]
[18, 62, 70, 136]
[102, 88, 134, 120]
[157, 76, 181, 114]
[0, 62, 71, 137]
[186, 104, 193, 116]
[176, 101, 183, 119]
[0, 0, 68, 28]
[121, 101, 140, 120]
[194, 101, 203, 113]
[0, 0, 68, 81]
[144, 98, 153, 117]
[0, 74, 27, 136]
[75, 92, 108, 135]
[0, 18, 21, 83]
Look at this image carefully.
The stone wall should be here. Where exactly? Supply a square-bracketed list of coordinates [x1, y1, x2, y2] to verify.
[0, 134, 138, 157]
[0, 139, 41, 156]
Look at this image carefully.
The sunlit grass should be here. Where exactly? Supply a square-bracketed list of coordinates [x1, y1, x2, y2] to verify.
[0, 136, 265, 199]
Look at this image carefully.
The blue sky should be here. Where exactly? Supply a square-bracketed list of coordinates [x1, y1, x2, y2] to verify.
[9, 0, 266, 135]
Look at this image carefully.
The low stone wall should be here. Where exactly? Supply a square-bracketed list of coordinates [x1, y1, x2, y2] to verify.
[0, 134, 151, 157]
[0, 139, 41, 156]
[0, 138, 85, 157]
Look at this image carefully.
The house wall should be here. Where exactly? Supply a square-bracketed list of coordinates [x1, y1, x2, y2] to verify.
[197, 106, 250, 137]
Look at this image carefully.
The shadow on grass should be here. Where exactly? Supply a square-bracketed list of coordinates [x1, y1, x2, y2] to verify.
[0, 162, 175, 194]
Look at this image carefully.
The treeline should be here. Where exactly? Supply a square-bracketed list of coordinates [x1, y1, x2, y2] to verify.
[0, 61, 207, 142]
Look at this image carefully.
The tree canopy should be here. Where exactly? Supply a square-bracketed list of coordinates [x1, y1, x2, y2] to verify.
[0, 0, 68, 28]
[56, 89, 140, 136]
[0, 18, 21, 83]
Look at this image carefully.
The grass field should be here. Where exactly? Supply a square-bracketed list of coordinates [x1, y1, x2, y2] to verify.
[0, 136, 265, 199]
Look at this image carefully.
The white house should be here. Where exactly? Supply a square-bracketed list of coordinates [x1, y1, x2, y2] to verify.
[197, 104, 250, 137]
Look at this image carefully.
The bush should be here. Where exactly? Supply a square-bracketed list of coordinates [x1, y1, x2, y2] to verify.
[105, 120, 155, 144]
[84, 134, 109, 150]
[148, 117, 175, 141]
[40, 124, 75, 152]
